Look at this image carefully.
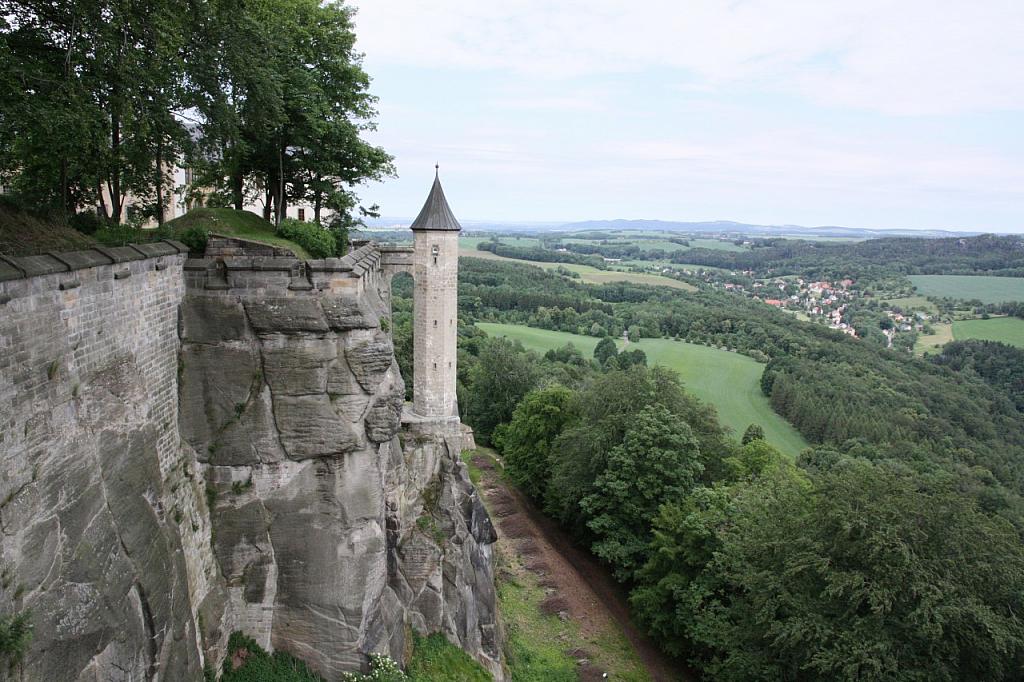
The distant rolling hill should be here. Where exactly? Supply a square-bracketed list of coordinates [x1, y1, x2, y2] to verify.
[558, 218, 983, 239]
[367, 216, 986, 239]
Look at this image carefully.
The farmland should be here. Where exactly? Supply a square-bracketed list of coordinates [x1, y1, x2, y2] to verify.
[476, 322, 809, 457]
[952, 317, 1024, 348]
[909, 275, 1024, 304]
[459, 251, 696, 290]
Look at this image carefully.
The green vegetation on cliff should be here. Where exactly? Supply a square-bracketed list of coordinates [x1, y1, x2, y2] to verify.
[219, 631, 490, 681]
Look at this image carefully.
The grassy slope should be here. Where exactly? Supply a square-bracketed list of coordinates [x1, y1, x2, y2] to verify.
[166, 207, 311, 259]
[952, 317, 1024, 348]
[909, 275, 1024, 304]
[0, 205, 98, 256]
[477, 323, 808, 457]
[406, 633, 492, 681]
[221, 631, 490, 681]
[460, 251, 696, 290]
[464, 449, 652, 682]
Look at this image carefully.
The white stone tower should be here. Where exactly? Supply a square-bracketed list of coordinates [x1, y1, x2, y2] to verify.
[410, 167, 461, 418]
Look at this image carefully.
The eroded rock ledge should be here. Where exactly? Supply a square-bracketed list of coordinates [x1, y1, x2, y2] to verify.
[180, 287, 502, 678]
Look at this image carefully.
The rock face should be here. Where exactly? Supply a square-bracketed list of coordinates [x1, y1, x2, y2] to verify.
[0, 251, 214, 681]
[180, 287, 502, 678]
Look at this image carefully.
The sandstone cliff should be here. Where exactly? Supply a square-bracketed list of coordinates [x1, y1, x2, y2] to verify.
[0, 243, 501, 680]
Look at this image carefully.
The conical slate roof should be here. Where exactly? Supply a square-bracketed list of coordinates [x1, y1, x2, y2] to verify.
[410, 168, 462, 232]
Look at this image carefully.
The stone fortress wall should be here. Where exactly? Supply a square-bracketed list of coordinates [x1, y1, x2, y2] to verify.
[0, 235, 501, 680]
[0, 242, 210, 679]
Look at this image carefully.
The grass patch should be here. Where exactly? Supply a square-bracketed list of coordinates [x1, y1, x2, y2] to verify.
[881, 295, 939, 315]
[914, 322, 954, 355]
[459, 252, 695, 290]
[165, 208, 311, 259]
[953, 316, 1024, 348]
[407, 632, 491, 681]
[469, 448, 657, 681]
[909, 275, 1024, 304]
[477, 323, 808, 457]
[460, 450, 484, 486]
[499, 576, 578, 682]
[220, 633, 325, 681]
[0, 203, 97, 256]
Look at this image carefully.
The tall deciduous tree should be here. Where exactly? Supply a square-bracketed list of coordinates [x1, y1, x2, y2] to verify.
[581, 404, 703, 581]
[1, 0, 391, 227]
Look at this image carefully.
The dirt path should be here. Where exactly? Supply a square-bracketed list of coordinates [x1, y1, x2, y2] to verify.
[471, 451, 690, 682]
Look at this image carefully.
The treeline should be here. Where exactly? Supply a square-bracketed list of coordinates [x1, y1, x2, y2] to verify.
[932, 340, 1024, 412]
[456, 333, 1024, 680]
[673, 234, 1024, 277]
[475, 240, 606, 268]
[0, 0, 391, 226]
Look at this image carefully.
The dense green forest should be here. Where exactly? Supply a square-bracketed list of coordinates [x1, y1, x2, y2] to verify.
[663, 234, 1024, 278]
[425, 254, 1024, 680]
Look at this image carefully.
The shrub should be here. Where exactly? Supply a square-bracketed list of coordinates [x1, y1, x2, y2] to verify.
[68, 211, 111, 235]
[178, 226, 209, 254]
[0, 610, 33, 671]
[276, 219, 337, 259]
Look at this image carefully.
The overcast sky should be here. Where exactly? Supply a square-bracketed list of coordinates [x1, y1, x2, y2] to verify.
[349, 1, 1024, 232]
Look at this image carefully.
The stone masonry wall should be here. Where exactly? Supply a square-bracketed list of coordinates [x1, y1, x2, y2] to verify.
[0, 243, 215, 680]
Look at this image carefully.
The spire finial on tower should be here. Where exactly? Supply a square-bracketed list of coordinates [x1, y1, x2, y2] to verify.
[410, 165, 461, 232]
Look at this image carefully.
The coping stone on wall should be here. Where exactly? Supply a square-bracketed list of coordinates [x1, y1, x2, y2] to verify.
[307, 258, 354, 273]
[0, 257, 24, 281]
[93, 246, 146, 263]
[162, 239, 189, 253]
[132, 242, 180, 258]
[13, 254, 70, 277]
[49, 249, 113, 270]
[184, 258, 212, 271]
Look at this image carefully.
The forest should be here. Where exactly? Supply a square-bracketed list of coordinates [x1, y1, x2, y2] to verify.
[663, 233, 1024, 278]
[408, 254, 1024, 680]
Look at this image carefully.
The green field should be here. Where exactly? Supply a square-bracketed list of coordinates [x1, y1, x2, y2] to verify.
[914, 322, 954, 355]
[909, 275, 1024, 304]
[477, 323, 808, 457]
[952, 317, 1024, 348]
[460, 235, 540, 249]
[460, 251, 696, 290]
[882, 295, 939, 314]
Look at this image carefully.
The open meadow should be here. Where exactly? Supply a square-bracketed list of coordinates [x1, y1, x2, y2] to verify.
[952, 317, 1024, 348]
[909, 275, 1024, 304]
[477, 322, 809, 457]
[460, 252, 696, 290]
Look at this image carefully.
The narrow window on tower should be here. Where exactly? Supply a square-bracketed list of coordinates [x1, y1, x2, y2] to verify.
[431, 244, 439, 265]
[434, 320, 437, 327]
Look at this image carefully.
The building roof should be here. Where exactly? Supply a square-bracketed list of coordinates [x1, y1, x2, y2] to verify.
[410, 168, 462, 232]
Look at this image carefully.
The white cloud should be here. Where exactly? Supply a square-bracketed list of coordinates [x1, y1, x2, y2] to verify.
[352, 0, 1024, 115]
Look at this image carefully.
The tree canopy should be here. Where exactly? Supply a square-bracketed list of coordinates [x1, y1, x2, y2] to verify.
[0, 0, 392, 226]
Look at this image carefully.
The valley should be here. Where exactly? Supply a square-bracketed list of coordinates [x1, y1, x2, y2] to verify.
[476, 322, 808, 457]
